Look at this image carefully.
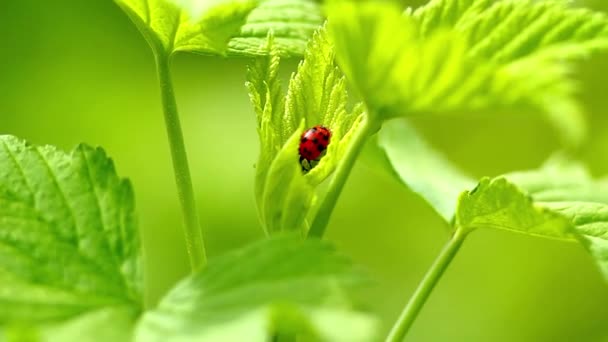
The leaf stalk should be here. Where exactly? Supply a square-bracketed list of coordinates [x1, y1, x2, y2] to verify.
[155, 52, 207, 271]
[307, 115, 377, 238]
[386, 227, 467, 342]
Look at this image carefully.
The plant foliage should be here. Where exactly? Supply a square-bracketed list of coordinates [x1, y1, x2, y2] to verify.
[506, 157, 608, 280]
[0, 136, 142, 338]
[377, 120, 608, 280]
[0, 138, 375, 341]
[136, 235, 377, 342]
[115, 0, 323, 57]
[327, 0, 608, 146]
[247, 29, 363, 235]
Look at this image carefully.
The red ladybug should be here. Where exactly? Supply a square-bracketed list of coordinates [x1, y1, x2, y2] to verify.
[299, 125, 331, 171]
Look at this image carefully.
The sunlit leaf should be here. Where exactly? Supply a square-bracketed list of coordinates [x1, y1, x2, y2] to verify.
[115, 0, 322, 57]
[247, 29, 363, 234]
[456, 177, 572, 238]
[228, 0, 324, 57]
[505, 156, 608, 280]
[0, 136, 142, 334]
[327, 0, 608, 146]
[136, 235, 377, 342]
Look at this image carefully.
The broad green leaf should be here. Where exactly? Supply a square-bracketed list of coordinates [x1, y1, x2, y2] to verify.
[227, 0, 325, 57]
[0, 136, 142, 328]
[2, 307, 138, 342]
[545, 202, 608, 279]
[327, 1, 608, 146]
[135, 235, 377, 342]
[505, 157, 608, 280]
[506, 155, 608, 203]
[247, 29, 363, 234]
[456, 177, 572, 238]
[414, 0, 608, 62]
[115, 0, 323, 57]
[377, 119, 475, 222]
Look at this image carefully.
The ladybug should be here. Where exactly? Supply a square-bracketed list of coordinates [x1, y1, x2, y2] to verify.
[299, 125, 331, 172]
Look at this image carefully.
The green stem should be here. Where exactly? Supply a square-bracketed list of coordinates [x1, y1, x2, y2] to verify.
[155, 52, 207, 271]
[307, 116, 377, 238]
[386, 227, 467, 342]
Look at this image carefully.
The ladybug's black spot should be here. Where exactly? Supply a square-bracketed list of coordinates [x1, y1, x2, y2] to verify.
[312, 138, 318, 144]
[301, 137, 308, 143]
[321, 134, 328, 141]
[311, 127, 318, 132]
[316, 144, 325, 152]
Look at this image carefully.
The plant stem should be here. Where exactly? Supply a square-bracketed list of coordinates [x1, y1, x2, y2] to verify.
[155, 52, 207, 271]
[386, 227, 467, 342]
[307, 116, 376, 238]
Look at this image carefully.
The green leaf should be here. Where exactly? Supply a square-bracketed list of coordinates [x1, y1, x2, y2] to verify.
[135, 235, 377, 342]
[115, 0, 322, 57]
[0, 136, 142, 326]
[2, 307, 138, 342]
[327, 1, 608, 146]
[414, 0, 608, 62]
[505, 156, 608, 280]
[377, 119, 475, 222]
[227, 0, 325, 57]
[455, 177, 572, 238]
[260, 122, 316, 234]
[247, 28, 363, 234]
[284, 28, 364, 185]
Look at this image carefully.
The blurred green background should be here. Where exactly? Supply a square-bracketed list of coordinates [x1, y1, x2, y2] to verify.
[1, 1, 608, 341]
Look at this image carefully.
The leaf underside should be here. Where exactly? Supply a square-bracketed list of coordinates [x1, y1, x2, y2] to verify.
[505, 157, 608, 280]
[328, 0, 608, 146]
[377, 119, 475, 222]
[375, 121, 608, 280]
[456, 177, 572, 239]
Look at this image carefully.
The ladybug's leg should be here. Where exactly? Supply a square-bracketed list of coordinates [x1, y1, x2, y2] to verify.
[301, 159, 312, 172]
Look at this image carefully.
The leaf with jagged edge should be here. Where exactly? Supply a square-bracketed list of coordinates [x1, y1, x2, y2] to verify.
[247, 29, 363, 235]
[135, 235, 378, 342]
[227, 0, 324, 57]
[284, 28, 364, 186]
[115, 0, 322, 57]
[413, 0, 608, 146]
[369, 115, 608, 279]
[327, 1, 608, 146]
[414, 0, 608, 62]
[456, 177, 573, 238]
[247, 34, 284, 210]
[0, 136, 142, 337]
[505, 156, 608, 280]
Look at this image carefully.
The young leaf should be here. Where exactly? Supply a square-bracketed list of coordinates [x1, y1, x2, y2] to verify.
[115, 0, 323, 57]
[377, 119, 475, 222]
[327, 1, 608, 146]
[505, 157, 608, 280]
[0, 136, 142, 332]
[455, 177, 572, 238]
[135, 235, 377, 342]
[247, 29, 363, 234]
